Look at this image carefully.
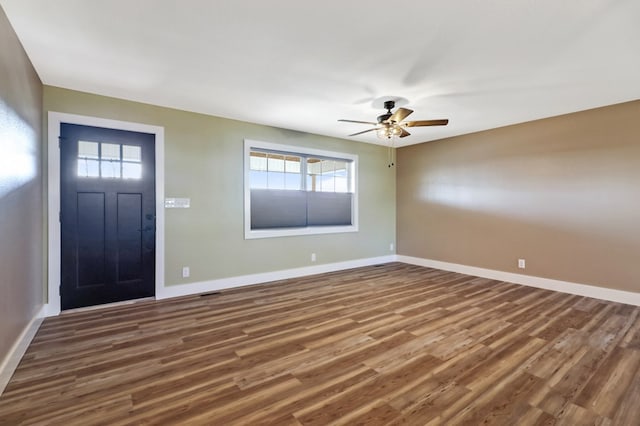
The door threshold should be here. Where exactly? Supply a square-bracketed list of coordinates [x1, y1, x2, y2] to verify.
[61, 297, 155, 315]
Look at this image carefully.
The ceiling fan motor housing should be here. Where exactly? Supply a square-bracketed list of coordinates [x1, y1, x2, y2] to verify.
[378, 100, 397, 123]
[378, 113, 392, 124]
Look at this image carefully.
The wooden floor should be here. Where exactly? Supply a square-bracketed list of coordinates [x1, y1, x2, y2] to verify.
[1, 263, 640, 425]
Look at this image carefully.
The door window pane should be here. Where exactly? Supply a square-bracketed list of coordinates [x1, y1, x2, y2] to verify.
[78, 141, 99, 159]
[123, 145, 141, 162]
[101, 143, 120, 161]
[122, 162, 142, 179]
[101, 160, 121, 178]
[78, 141, 100, 178]
[78, 159, 100, 178]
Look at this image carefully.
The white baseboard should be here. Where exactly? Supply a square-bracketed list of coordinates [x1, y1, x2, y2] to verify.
[0, 304, 45, 396]
[397, 255, 640, 306]
[157, 255, 396, 300]
[43, 303, 62, 318]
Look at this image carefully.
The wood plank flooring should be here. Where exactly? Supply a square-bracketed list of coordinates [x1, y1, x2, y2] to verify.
[1, 262, 640, 425]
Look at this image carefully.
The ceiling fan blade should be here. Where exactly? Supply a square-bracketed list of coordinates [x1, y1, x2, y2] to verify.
[348, 128, 378, 136]
[338, 119, 377, 125]
[399, 128, 411, 138]
[390, 107, 413, 123]
[404, 119, 449, 127]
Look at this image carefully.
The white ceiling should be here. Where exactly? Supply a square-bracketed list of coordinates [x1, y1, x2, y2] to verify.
[2, 0, 639, 146]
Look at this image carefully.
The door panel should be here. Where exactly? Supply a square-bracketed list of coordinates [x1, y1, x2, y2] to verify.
[60, 123, 155, 310]
[77, 192, 106, 287]
[117, 193, 143, 282]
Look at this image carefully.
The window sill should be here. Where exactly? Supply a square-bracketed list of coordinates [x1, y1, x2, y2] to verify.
[245, 224, 358, 240]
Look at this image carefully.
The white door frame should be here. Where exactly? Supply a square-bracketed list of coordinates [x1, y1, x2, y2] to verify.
[47, 112, 165, 316]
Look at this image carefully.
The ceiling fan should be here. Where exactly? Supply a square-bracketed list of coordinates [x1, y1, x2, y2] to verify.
[339, 100, 448, 139]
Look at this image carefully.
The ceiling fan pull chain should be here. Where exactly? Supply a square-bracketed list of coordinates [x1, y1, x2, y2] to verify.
[391, 144, 395, 167]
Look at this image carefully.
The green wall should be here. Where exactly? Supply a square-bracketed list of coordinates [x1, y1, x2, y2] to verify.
[43, 86, 396, 287]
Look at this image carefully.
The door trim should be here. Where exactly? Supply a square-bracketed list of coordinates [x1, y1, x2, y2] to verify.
[47, 112, 165, 316]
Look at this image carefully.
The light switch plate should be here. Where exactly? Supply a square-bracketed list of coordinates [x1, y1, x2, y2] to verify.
[165, 197, 190, 208]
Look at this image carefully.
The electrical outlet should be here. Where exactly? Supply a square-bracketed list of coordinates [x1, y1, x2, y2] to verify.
[518, 259, 526, 269]
[311, 253, 316, 262]
[390, 243, 394, 252]
[182, 266, 190, 278]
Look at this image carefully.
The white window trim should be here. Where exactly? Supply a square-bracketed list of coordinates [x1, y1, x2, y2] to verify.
[244, 139, 358, 239]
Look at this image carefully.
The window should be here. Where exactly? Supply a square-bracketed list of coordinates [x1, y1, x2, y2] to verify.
[77, 141, 142, 179]
[307, 158, 350, 192]
[244, 139, 358, 239]
[249, 151, 302, 190]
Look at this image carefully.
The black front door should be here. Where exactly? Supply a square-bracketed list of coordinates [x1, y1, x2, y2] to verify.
[60, 123, 156, 310]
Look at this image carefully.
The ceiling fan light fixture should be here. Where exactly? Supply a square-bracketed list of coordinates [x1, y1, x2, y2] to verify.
[376, 124, 402, 139]
[376, 127, 389, 139]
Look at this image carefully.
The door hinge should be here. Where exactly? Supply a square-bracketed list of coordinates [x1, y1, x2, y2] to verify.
[59, 286, 62, 296]
[59, 211, 62, 223]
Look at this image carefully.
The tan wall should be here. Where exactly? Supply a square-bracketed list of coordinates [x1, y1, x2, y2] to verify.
[397, 100, 640, 293]
[43, 86, 396, 289]
[0, 8, 44, 362]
